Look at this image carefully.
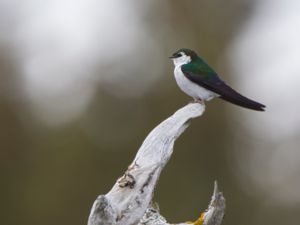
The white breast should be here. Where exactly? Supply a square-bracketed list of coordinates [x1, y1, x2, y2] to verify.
[174, 66, 218, 101]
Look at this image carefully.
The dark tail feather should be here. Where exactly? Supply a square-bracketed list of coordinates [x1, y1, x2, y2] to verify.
[220, 94, 266, 111]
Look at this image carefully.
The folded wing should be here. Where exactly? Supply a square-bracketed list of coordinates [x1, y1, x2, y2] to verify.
[182, 68, 266, 111]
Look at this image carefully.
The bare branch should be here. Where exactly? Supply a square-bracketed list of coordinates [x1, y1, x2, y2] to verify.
[87, 103, 225, 225]
[138, 181, 225, 225]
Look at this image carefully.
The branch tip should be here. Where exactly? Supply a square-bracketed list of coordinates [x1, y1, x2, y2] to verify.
[213, 180, 219, 197]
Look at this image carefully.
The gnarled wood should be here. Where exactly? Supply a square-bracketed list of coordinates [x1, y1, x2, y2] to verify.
[88, 103, 225, 225]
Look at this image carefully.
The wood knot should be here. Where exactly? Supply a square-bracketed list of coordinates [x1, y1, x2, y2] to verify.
[117, 172, 136, 188]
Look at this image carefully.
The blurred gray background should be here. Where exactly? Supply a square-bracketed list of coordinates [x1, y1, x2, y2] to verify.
[1, 0, 300, 225]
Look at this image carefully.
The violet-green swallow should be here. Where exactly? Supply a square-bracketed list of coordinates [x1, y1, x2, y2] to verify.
[170, 48, 265, 111]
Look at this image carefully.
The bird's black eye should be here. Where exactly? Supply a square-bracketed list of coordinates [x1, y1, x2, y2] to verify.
[170, 52, 184, 59]
[175, 52, 182, 57]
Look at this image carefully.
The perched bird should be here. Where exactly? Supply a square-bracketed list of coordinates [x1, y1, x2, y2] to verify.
[170, 48, 265, 111]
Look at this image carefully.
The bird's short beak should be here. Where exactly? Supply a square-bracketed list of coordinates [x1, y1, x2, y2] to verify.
[169, 56, 175, 59]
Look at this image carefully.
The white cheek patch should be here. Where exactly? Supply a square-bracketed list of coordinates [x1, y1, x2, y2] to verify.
[172, 54, 191, 67]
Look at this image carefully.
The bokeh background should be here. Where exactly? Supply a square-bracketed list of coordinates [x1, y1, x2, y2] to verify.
[1, 0, 300, 224]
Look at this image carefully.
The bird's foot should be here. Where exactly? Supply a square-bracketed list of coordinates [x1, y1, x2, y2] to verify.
[190, 98, 204, 104]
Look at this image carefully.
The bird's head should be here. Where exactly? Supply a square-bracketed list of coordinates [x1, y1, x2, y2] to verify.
[169, 48, 198, 67]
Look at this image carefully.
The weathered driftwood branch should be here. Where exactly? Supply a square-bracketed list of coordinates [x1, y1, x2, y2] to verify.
[138, 181, 225, 225]
[88, 103, 225, 225]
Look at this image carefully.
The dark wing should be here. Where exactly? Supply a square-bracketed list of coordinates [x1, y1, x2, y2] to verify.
[181, 68, 266, 111]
